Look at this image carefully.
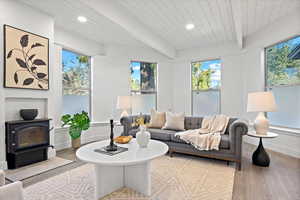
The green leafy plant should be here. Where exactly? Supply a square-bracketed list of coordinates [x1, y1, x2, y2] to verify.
[61, 111, 90, 139]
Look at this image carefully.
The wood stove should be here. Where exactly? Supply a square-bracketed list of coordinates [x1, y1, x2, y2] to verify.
[5, 119, 51, 169]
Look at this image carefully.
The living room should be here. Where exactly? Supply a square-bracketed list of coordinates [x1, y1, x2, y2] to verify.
[0, 0, 299, 200]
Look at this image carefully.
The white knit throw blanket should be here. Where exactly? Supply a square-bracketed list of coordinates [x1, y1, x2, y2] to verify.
[175, 115, 229, 151]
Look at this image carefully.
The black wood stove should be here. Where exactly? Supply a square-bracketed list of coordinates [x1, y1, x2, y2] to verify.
[5, 119, 51, 169]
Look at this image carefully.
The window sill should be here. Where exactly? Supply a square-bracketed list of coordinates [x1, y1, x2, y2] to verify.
[269, 126, 300, 136]
[54, 121, 122, 131]
[248, 122, 300, 136]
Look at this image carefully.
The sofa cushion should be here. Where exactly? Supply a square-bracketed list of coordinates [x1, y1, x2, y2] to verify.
[128, 128, 176, 141]
[148, 109, 166, 129]
[170, 134, 230, 149]
[162, 112, 185, 131]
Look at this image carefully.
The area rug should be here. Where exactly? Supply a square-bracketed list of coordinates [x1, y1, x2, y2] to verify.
[24, 155, 235, 200]
[5, 157, 73, 182]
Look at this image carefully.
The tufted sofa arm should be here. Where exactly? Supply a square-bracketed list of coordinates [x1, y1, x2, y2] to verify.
[229, 120, 248, 166]
[229, 119, 248, 148]
[120, 115, 150, 136]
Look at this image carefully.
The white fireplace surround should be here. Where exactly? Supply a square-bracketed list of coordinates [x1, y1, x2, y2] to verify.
[5, 98, 48, 121]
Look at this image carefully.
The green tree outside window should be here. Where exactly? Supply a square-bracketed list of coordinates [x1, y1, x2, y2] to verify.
[266, 36, 300, 87]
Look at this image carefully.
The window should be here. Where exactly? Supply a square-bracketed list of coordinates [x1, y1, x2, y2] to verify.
[130, 61, 157, 114]
[265, 36, 300, 129]
[191, 59, 221, 116]
[62, 49, 91, 115]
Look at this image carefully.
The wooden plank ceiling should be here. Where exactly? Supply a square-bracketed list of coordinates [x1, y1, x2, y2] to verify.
[19, 0, 300, 53]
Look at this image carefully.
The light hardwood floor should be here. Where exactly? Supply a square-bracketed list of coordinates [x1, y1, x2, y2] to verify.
[232, 144, 300, 200]
[8, 143, 300, 200]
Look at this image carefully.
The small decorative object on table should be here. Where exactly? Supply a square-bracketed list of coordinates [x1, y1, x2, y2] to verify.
[20, 109, 38, 120]
[136, 125, 150, 148]
[131, 116, 144, 128]
[114, 135, 133, 144]
[61, 111, 90, 149]
[105, 119, 118, 151]
[94, 119, 128, 156]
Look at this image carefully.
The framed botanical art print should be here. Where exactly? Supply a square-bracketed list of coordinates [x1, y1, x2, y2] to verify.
[4, 25, 49, 90]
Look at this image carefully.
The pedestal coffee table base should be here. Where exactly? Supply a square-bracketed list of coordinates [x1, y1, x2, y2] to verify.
[94, 161, 151, 199]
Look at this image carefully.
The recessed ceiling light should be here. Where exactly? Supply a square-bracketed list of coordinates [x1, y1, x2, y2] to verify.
[185, 23, 195, 30]
[77, 16, 87, 23]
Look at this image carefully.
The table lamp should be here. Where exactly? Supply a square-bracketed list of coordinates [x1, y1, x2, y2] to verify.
[116, 96, 131, 118]
[247, 91, 277, 135]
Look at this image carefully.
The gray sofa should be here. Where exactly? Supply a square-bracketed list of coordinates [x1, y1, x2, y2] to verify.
[121, 115, 248, 170]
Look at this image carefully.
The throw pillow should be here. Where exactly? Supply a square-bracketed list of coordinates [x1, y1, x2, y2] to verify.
[148, 109, 166, 129]
[162, 112, 185, 131]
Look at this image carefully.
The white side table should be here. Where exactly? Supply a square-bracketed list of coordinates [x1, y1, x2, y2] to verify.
[247, 131, 278, 167]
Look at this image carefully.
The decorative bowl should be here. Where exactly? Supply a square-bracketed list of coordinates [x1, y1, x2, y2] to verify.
[20, 109, 38, 120]
[114, 136, 133, 144]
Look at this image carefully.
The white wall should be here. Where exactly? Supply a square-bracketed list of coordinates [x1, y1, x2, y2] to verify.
[0, 0, 55, 169]
[0, 0, 174, 159]
[0, 0, 299, 168]
[54, 28, 105, 56]
[241, 12, 300, 158]
[172, 43, 245, 117]
[93, 45, 173, 121]
[172, 11, 300, 158]
[53, 31, 173, 150]
[54, 30, 173, 122]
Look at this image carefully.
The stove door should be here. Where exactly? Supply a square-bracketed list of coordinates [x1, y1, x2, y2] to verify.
[14, 125, 49, 151]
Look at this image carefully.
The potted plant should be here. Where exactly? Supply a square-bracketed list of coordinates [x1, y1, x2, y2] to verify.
[61, 111, 90, 149]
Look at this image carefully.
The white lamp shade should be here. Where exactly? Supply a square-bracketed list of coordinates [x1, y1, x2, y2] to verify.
[247, 91, 277, 112]
[116, 96, 131, 110]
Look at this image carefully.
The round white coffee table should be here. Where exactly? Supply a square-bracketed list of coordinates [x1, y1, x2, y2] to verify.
[247, 131, 278, 167]
[76, 139, 168, 199]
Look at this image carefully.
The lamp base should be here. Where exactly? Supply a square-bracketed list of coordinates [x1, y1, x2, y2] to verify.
[254, 112, 269, 135]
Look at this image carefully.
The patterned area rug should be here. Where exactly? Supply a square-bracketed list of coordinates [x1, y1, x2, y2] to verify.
[24, 155, 235, 200]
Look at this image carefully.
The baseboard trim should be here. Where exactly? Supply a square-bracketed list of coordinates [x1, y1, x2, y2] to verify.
[55, 135, 108, 151]
[0, 161, 7, 170]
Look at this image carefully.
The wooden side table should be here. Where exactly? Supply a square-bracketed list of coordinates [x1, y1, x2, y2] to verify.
[247, 131, 278, 167]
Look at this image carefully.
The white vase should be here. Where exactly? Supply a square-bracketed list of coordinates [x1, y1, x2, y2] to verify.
[136, 125, 150, 148]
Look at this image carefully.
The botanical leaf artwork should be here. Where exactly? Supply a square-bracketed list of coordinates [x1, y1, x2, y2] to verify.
[4, 25, 49, 90]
